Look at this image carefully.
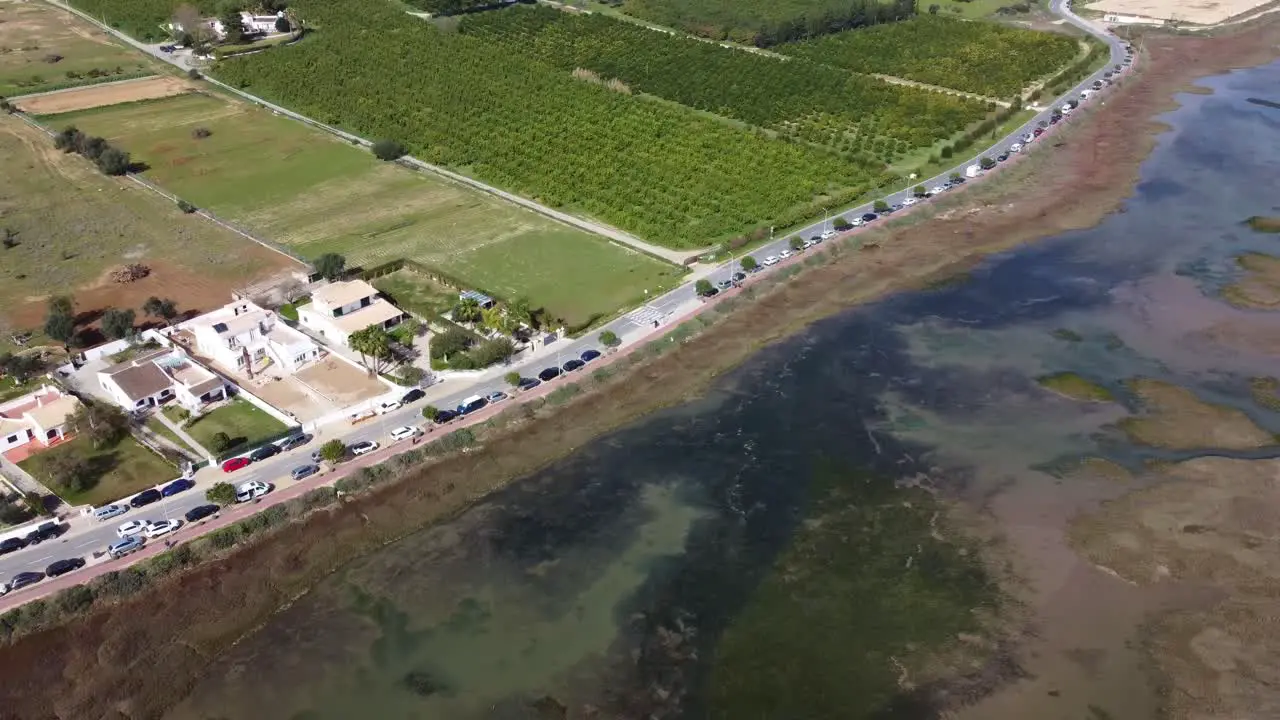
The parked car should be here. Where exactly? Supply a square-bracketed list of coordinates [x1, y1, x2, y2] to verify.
[290, 464, 320, 481]
[562, 359, 585, 373]
[718, 277, 735, 288]
[278, 433, 313, 452]
[517, 377, 541, 392]
[456, 395, 487, 415]
[732, 272, 747, 282]
[931, 186, 947, 195]
[580, 349, 601, 363]
[762, 256, 779, 266]
[235, 481, 271, 503]
[0, 538, 26, 555]
[117, 519, 148, 538]
[997, 153, 1009, 162]
[486, 391, 509, 404]
[861, 213, 877, 223]
[349, 440, 379, 456]
[538, 367, 562, 382]
[400, 388, 425, 404]
[222, 457, 252, 473]
[130, 489, 162, 509]
[389, 426, 419, 442]
[161, 478, 194, 497]
[93, 504, 129, 522]
[144, 520, 181, 539]
[24, 521, 62, 545]
[45, 557, 84, 578]
[185, 504, 220, 522]
[8, 571, 43, 590]
[1010, 142, 1023, 152]
[107, 536, 144, 559]
[1033, 127, 1044, 137]
[433, 409, 458, 424]
[1049, 115, 1061, 125]
[249, 444, 280, 462]
[901, 197, 917, 207]
[819, 229, 836, 240]
[377, 400, 401, 414]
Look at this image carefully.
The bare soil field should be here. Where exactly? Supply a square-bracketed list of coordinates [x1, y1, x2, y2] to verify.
[14, 74, 191, 114]
[1088, 0, 1273, 24]
[0, 114, 299, 334]
[0, 15, 1278, 720]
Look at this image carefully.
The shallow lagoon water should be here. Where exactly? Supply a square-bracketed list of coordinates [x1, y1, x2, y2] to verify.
[169, 61, 1280, 719]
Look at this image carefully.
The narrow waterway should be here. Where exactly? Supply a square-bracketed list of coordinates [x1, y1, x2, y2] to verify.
[168, 61, 1280, 720]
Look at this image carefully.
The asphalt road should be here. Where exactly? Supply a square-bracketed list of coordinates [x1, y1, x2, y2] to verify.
[0, 0, 1129, 595]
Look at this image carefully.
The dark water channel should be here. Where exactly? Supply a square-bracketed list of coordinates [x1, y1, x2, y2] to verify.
[169, 61, 1280, 720]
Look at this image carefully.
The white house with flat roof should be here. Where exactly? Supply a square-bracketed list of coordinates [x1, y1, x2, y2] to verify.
[0, 385, 81, 458]
[97, 348, 228, 412]
[297, 280, 406, 347]
[185, 300, 319, 376]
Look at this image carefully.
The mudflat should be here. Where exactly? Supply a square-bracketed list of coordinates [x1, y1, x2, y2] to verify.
[1118, 378, 1275, 450]
[0, 15, 1279, 720]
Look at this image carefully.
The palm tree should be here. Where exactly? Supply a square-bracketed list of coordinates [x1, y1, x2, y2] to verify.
[454, 297, 481, 324]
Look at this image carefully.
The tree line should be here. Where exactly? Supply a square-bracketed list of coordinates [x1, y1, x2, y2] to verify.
[621, 0, 917, 47]
[214, 0, 872, 247]
[52, 126, 131, 176]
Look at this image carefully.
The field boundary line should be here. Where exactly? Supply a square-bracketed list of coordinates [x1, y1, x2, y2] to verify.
[5, 72, 163, 101]
[6, 109, 309, 269]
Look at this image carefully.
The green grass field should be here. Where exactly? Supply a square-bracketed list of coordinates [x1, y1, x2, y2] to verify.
[0, 1, 154, 96]
[0, 113, 293, 337]
[20, 435, 177, 507]
[45, 92, 683, 328]
[168, 399, 287, 455]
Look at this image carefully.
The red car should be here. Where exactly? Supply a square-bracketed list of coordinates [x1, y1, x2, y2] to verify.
[221, 457, 252, 473]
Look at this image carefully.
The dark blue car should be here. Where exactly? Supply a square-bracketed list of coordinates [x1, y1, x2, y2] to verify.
[580, 349, 601, 363]
[161, 478, 194, 497]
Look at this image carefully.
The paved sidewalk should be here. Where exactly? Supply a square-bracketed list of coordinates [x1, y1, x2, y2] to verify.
[150, 412, 213, 463]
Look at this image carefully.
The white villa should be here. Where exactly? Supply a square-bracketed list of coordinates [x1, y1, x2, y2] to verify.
[186, 300, 319, 376]
[97, 348, 228, 412]
[0, 385, 81, 457]
[211, 10, 285, 37]
[297, 280, 406, 347]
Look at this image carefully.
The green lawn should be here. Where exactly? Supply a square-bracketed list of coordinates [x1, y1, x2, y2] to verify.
[19, 435, 177, 507]
[0, 1, 155, 96]
[144, 415, 201, 456]
[169, 399, 288, 455]
[371, 270, 458, 320]
[43, 92, 682, 329]
[0, 375, 42, 404]
[931, 0, 1019, 19]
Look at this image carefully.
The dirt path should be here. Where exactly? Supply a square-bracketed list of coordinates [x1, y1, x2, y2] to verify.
[0, 15, 1277, 720]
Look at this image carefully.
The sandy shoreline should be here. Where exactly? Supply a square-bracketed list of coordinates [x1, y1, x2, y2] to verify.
[1, 15, 1279, 719]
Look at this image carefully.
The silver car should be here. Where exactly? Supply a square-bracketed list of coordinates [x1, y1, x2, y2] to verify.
[93, 504, 129, 522]
[107, 536, 144, 559]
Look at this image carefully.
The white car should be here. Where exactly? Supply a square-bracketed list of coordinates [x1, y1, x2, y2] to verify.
[389, 426, 419, 442]
[116, 519, 148, 538]
[778, 249, 793, 259]
[931, 186, 947, 195]
[351, 440, 380, 456]
[376, 400, 401, 415]
[820, 229, 836, 240]
[802, 240, 816, 249]
[236, 480, 271, 503]
[851, 218, 864, 227]
[144, 519, 182, 539]
[762, 255, 779, 266]
[901, 197, 917, 207]
[1010, 142, 1023, 153]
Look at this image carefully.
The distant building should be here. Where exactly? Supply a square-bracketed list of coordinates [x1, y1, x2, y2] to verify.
[97, 348, 228, 412]
[0, 386, 81, 457]
[297, 280, 406, 347]
[212, 10, 285, 38]
[185, 300, 319, 376]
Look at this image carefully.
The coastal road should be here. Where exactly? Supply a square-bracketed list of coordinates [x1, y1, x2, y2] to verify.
[0, 0, 1129, 602]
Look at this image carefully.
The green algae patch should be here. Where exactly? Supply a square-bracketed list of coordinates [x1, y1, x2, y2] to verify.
[1037, 372, 1115, 402]
[1052, 328, 1084, 342]
[1222, 253, 1280, 309]
[1244, 215, 1280, 233]
[706, 467, 1006, 719]
[1249, 377, 1280, 411]
[1118, 379, 1273, 450]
